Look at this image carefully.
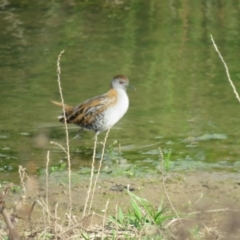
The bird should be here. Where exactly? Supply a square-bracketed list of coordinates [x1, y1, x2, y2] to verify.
[52, 75, 131, 136]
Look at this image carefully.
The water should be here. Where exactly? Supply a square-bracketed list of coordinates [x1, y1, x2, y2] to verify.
[1, 0, 240, 182]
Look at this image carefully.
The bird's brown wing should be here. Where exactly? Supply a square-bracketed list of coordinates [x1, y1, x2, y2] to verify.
[68, 90, 117, 126]
[52, 89, 118, 127]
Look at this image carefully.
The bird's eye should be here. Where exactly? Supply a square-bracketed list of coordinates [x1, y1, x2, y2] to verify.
[119, 81, 124, 84]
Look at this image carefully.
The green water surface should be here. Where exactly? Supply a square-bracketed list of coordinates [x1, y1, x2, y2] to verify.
[1, 0, 240, 181]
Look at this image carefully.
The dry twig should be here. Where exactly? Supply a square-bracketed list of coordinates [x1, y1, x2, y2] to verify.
[83, 133, 98, 218]
[45, 150, 50, 223]
[159, 148, 181, 223]
[210, 34, 240, 103]
[89, 128, 111, 213]
[56, 50, 72, 214]
[0, 195, 19, 240]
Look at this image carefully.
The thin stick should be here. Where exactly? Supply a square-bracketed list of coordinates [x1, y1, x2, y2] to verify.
[210, 34, 240, 103]
[114, 204, 119, 239]
[46, 150, 50, 223]
[42, 208, 46, 239]
[101, 199, 109, 240]
[188, 207, 240, 216]
[0, 201, 19, 240]
[159, 148, 181, 222]
[36, 199, 56, 219]
[18, 166, 27, 196]
[56, 50, 72, 213]
[89, 128, 111, 213]
[54, 203, 59, 239]
[50, 141, 67, 154]
[82, 133, 98, 218]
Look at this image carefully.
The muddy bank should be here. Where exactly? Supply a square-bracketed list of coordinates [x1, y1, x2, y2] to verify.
[2, 171, 240, 239]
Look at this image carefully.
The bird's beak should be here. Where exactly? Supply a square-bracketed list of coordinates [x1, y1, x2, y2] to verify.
[127, 84, 136, 91]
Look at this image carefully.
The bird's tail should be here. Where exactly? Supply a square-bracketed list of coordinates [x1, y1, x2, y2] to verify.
[51, 100, 74, 123]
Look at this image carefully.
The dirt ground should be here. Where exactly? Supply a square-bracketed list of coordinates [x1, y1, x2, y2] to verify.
[2, 170, 240, 239]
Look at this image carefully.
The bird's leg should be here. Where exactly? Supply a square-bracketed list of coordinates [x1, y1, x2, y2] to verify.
[73, 128, 84, 139]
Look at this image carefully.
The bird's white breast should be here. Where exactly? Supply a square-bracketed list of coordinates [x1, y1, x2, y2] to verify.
[103, 89, 129, 129]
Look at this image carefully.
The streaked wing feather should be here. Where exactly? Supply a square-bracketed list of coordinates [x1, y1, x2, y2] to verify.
[67, 93, 115, 125]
